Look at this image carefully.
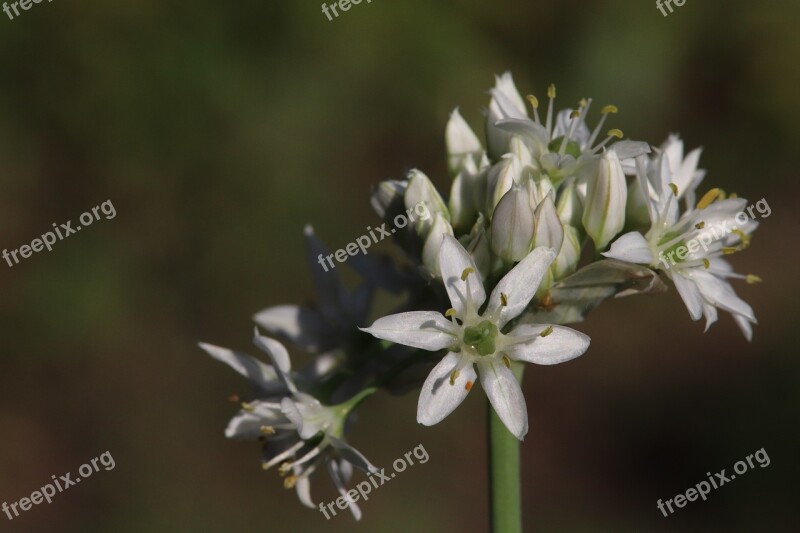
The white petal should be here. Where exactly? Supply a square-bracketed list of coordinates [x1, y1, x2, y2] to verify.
[294, 468, 315, 508]
[487, 247, 556, 328]
[328, 436, 378, 473]
[252, 330, 298, 394]
[691, 270, 756, 322]
[360, 312, 457, 351]
[672, 273, 704, 321]
[253, 305, 332, 352]
[224, 401, 284, 440]
[198, 342, 280, 392]
[417, 352, 476, 426]
[327, 459, 362, 521]
[503, 324, 590, 365]
[476, 359, 528, 440]
[439, 234, 486, 315]
[733, 313, 755, 342]
[603, 232, 653, 265]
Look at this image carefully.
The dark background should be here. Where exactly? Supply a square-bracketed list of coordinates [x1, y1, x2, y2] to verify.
[0, 0, 798, 531]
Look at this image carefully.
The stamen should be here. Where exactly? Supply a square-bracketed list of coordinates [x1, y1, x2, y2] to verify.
[260, 426, 276, 436]
[591, 129, 624, 154]
[461, 267, 475, 281]
[746, 274, 762, 284]
[559, 109, 583, 155]
[501, 355, 512, 368]
[601, 104, 618, 114]
[729, 192, 738, 199]
[668, 183, 679, 197]
[546, 83, 556, 135]
[608, 128, 623, 138]
[526, 94, 541, 124]
[449, 369, 460, 386]
[262, 440, 306, 471]
[731, 229, 751, 247]
[722, 247, 738, 255]
[445, 308, 458, 318]
[500, 292, 508, 306]
[283, 475, 297, 489]
[696, 188, 720, 209]
[241, 402, 256, 413]
[540, 325, 554, 337]
[702, 259, 710, 269]
[695, 222, 705, 230]
[588, 104, 618, 148]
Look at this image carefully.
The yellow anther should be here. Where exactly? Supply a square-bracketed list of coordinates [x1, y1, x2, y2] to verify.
[449, 369, 460, 386]
[578, 97, 588, 108]
[501, 355, 512, 368]
[445, 308, 458, 318]
[241, 402, 255, 413]
[500, 293, 508, 306]
[695, 221, 705, 230]
[260, 426, 276, 436]
[601, 104, 618, 114]
[461, 267, 475, 281]
[526, 94, 539, 109]
[722, 247, 738, 255]
[570, 109, 581, 119]
[702, 258, 710, 269]
[696, 188, 721, 210]
[261, 462, 271, 471]
[608, 129, 624, 139]
[547, 83, 556, 99]
[540, 325, 554, 337]
[746, 274, 763, 284]
[278, 462, 292, 476]
[729, 192, 738, 199]
[731, 229, 751, 247]
[283, 475, 297, 489]
[668, 183, 679, 197]
[718, 189, 727, 201]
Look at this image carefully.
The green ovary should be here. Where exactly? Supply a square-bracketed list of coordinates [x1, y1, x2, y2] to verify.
[548, 136, 582, 158]
[463, 320, 499, 356]
[658, 231, 687, 263]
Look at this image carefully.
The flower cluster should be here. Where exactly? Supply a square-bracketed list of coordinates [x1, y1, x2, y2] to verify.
[200, 72, 761, 519]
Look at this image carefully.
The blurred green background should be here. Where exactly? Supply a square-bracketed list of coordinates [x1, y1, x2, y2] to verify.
[1, 0, 798, 531]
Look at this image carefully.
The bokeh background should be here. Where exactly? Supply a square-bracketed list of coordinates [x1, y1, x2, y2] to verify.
[1, 0, 798, 531]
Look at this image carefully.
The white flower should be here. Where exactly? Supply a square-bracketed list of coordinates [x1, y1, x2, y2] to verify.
[360, 235, 590, 439]
[604, 155, 759, 340]
[199, 331, 377, 520]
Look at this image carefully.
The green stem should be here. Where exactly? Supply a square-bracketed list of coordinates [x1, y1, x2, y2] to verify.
[487, 365, 523, 533]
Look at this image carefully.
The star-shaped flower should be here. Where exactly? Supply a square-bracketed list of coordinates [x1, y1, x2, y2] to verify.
[361, 235, 590, 439]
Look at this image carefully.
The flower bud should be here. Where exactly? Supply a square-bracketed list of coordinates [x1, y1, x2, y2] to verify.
[446, 108, 482, 176]
[582, 149, 627, 251]
[556, 178, 583, 228]
[552, 224, 582, 280]
[371, 180, 407, 219]
[485, 154, 522, 218]
[490, 185, 535, 262]
[533, 193, 564, 253]
[405, 169, 449, 237]
[449, 159, 489, 234]
[422, 212, 455, 276]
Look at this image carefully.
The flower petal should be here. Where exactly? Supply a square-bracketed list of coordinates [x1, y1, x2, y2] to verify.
[603, 232, 653, 265]
[327, 459, 362, 521]
[503, 324, 590, 365]
[360, 311, 456, 351]
[476, 359, 528, 440]
[439, 234, 486, 315]
[487, 246, 556, 328]
[328, 435, 378, 473]
[417, 352, 476, 426]
[672, 272, 704, 321]
[198, 342, 281, 392]
[691, 270, 756, 322]
[253, 305, 334, 352]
